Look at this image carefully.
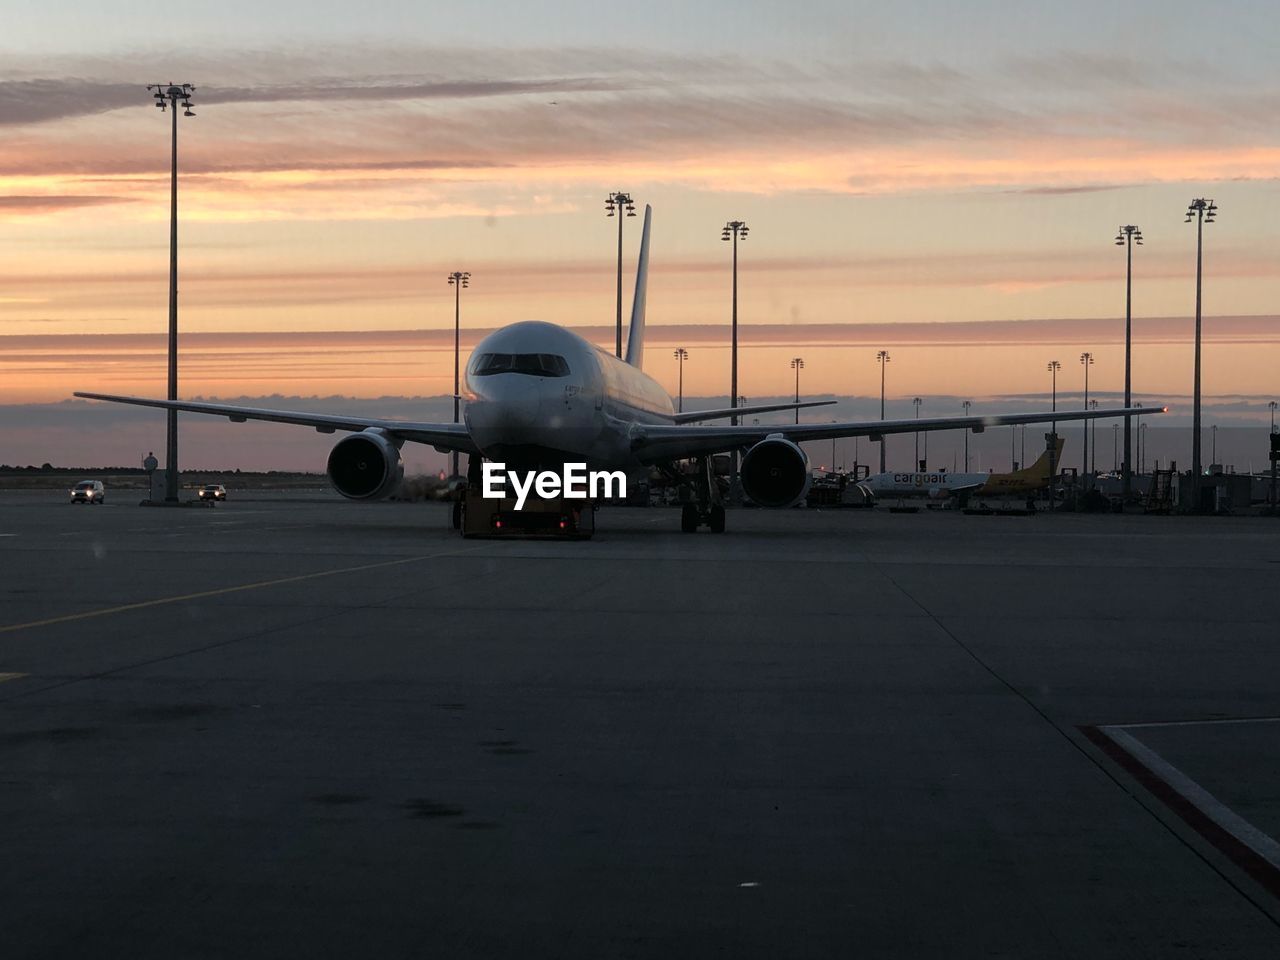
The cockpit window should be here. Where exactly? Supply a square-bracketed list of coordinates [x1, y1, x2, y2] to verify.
[471, 353, 570, 378]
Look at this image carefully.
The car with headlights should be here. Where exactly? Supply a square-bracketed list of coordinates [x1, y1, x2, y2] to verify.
[197, 484, 227, 502]
[69, 480, 105, 504]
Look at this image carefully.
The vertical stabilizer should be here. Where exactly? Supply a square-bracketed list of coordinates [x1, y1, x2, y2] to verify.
[624, 205, 652, 369]
[1026, 436, 1066, 478]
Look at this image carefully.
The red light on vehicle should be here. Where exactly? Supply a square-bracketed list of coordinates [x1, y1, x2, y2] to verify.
[494, 519, 503, 529]
[559, 519, 567, 529]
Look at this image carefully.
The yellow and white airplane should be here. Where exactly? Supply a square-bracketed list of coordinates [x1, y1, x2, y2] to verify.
[859, 437, 1066, 501]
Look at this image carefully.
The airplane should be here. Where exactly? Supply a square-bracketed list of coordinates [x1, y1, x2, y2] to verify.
[75, 206, 1163, 534]
[859, 437, 1066, 502]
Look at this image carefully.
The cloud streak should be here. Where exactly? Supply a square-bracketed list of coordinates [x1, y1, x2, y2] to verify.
[0, 194, 136, 213]
[0, 74, 628, 127]
[2, 45, 1278, 200]
[5, 315, 1278, 354]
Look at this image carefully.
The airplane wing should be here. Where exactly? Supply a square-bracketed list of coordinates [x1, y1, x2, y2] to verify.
[73, 392, 479, 454]
[629, 406, 1162, 463]
[672, 399, 836, 424]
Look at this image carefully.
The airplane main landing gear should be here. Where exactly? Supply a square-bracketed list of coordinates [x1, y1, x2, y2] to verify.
[679, 456, 727, 534]
[681, 503, 698, 533]
[708, 504, 725, 533]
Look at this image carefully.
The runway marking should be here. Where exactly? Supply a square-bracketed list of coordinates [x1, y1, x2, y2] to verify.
[1120, 716, 1280, 730]
[0, 548, 471, 636]
[0, 673, 27, 683]
[1083, 722, 1280, 901]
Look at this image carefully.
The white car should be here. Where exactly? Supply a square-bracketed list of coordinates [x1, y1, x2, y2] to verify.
[70, 480, 105, 504]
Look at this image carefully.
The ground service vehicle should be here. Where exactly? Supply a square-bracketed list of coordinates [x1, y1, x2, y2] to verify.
[69, 480, 105, 504]
[458, 487, 594, 540]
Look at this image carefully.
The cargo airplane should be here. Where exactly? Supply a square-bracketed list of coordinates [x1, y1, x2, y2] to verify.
[859, 437, 1065, 502]
[76, 206, 1162, 533]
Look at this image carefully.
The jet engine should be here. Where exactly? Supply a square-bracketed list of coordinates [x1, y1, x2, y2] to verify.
[326, 429, 404, 500]
[740, 437, 811, 508]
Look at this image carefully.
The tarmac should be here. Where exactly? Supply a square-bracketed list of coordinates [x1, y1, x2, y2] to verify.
[2, 490, 1279, 958]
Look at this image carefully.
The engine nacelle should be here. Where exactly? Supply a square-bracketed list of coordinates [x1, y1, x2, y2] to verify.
[740, 436, 811, 508]
[326, 429, 404, 500]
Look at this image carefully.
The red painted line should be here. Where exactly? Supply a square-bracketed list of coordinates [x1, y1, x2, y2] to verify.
[1081, 725, 1280, 901]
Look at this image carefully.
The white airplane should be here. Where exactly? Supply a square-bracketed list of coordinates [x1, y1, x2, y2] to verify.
[76, 206, 1162, 533]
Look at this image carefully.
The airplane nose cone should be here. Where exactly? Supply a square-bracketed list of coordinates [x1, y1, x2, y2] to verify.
[466, 375, 541, 443]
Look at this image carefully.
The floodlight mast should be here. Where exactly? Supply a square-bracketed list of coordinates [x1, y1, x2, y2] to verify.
[1115, 224, 1142, 497]
[673, 347, 688, 413]
[1080, 352, 1094, 486]
[1047, 359, 1061, 494]
[912, 397, 923, 470]
[1185, 198, 1216, 487]
[605, 193, 636, 358]
[790, 357, 805, 424]
[447, 271, 470, 479]
[147, 83, 196, 503]
[876, 350, 890, 471]
[722, 220, 750, 502]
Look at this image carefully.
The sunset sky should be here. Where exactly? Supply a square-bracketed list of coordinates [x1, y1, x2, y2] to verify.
[2, 1, 1278, 469]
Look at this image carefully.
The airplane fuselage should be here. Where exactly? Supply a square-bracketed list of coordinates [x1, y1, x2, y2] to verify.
[463, 320, 674, 473]
[860, 470, 991, 499]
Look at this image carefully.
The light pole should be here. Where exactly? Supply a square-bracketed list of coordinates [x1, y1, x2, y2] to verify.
[1133, 402, 1143, 476]
[1080, 352, 1093, 484]
[147, 83, 196, 503]
[723, 220, 749, 503]
[722, 221, 750, 425]
[1211, 424, 1217, 469]
[606, 192, 636, 358]
[1112, 423, 1119, 471]
[962, 400, 971, 471]
[673, 348, 688, 413]
[1115, 225, 1142, 496]
[790, 357, 805, 424]
[447, 271, 470, 478]
[1186, 198, 1216, 484]
[913, 397, 922, 470]
[1048, 360, 1061, 489]
[876, 349, 890, 471]
[1271, 400, 1279, 509]
[1089, 398, 1099, 474]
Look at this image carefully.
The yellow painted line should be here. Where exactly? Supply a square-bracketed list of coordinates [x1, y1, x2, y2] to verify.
[0, 672, 28, 683]
[0, 549, 469, 636]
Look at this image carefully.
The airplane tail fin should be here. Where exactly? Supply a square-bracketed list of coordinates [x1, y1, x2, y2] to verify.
[624, 204, 652, 369]
[1026, 435, 1066, 478]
